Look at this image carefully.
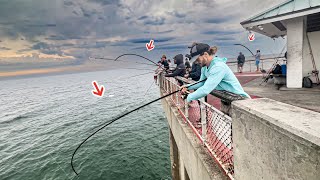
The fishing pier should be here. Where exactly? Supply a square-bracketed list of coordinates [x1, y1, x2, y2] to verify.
[158, 72, 320, 180]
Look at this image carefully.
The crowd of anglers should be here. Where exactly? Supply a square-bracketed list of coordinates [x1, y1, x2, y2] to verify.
[154, 42, 251, 104]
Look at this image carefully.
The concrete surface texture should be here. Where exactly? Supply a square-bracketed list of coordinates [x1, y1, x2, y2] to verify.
[286, 17, 304, 88]
[303, 29, 320, 84]
[231, 98, 320, 180]
[242, 76, 320, 113]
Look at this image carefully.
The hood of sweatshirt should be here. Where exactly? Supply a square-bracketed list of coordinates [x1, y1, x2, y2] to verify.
[173, 54, 184, 65]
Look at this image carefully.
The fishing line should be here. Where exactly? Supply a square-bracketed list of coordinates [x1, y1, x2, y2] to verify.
[114, 54, 157, 65]
[70, 78, 206, 175]
[143, 81, 155, 97]
[91, 57, 156, 66]
[114, 54, 166, 71]
[122, 67, 155, 72]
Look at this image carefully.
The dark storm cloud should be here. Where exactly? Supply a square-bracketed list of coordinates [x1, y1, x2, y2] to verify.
[63, 1, 74, 6]
[128, 37, 175, 44]
[202, 30, 241, 35]
[61, 43, 75, 47]
[205, 16, 234, 24]
[0, 0, 285, 60]
[31, 42, 65, 56]
[143, 17, 166, 25]
[169, 11, 186, 18]
[214, 37, 236, 41]
[32, 42, 50, 50]
[45, 35, 68, 41]
[156, 45, 187, 50]
[131, 44, 187, 51]
[138, 16, 148, 20]
[89, 0, 119, 6]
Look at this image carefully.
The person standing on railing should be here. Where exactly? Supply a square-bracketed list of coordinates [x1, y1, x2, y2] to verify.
[237, 52, 245, 73]
[255, 49, 261, 72]
[181, 43, 250, 102]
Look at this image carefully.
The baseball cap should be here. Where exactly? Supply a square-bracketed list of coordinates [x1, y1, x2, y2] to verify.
[188, 43, 210, 58]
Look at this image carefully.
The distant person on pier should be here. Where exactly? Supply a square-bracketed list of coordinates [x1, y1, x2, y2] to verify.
[185, 57, 201, 81]
[165, 54, 186, 78]
[185, 58, 191, 73]
[158, 55, 169, 70]
[237, 52, 245, 73]
[181, 43, 250, 102]
[255, 49, 261, 72]
[168, 59, 176, 71]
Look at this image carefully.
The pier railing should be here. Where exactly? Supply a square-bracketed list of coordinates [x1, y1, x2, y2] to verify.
[159, 74, 240, 179]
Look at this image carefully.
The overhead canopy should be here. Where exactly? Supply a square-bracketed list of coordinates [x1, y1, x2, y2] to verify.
[241, 0, 320, 38]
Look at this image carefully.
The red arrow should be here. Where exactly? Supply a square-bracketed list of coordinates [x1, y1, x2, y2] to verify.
[92, 81, 104, 97]
[248, 33, 255, 41]
[146, 39, 155, 51]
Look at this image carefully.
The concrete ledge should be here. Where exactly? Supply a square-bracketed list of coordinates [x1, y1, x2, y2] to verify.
[231, 98, 320, 180]
[161, 90, 228, 180]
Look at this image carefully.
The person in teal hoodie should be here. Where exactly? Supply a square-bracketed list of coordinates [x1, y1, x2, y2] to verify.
[182, 43, 250, 102]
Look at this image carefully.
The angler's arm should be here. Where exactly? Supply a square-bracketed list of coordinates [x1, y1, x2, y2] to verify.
[187, 67, 225, 102]
[187, 69, 205, 90]
[165, 68, 183, 77]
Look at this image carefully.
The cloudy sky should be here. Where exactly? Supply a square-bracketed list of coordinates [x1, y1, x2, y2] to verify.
[0, 0, 287, 62]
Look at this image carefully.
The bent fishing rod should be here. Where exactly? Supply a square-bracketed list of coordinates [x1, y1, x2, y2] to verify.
[91, 56, 156, 66]
[114, 54, 167, 71]
[70, 78, 206, 175]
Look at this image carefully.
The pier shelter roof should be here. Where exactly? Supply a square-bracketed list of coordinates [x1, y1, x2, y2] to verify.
[241, 0, 320, 38]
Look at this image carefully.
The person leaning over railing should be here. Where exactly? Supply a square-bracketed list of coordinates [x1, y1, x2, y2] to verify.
[181, 43, 251, 102]
[165, 54, 186, 78]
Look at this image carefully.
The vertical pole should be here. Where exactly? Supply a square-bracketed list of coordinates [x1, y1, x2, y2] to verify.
[262, 59, 264, 70]
[200, 99, 207, 144]
[184, 98, 189, 123]
[176, 84, 179, 106]
[165, 78, 167, 92]
[170, 80, 173, 100]
[250, 60, 252, 72]
[159, 74, 162, 88]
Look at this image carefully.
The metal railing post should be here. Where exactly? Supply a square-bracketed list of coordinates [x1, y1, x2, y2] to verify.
[159, 74, 162, 88]
[165, 78, 167, 92]
[176, 84, 179, 106]
[249, 60, 252, 72]
[170, 80, 173, 100]
[184, 98, 189, 123]
[200, 99, 207, 144]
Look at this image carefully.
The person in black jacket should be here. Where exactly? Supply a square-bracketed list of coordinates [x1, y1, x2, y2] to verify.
[158, 54, 169, 70]
[165, 54, 186, 78]
[185, 57, 201, 81]
[185, 58, 191, 73]
[237, 52, 245, 73]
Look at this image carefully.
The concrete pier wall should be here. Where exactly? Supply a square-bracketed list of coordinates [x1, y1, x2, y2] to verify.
[160, 89, 228, 180]
[231, 98, 320, 180]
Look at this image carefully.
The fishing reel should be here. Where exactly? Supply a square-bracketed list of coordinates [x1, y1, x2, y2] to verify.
[180, 89, 190, 100]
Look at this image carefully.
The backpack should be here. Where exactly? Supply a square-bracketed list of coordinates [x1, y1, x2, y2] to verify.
[303, 77, 312, 88]
[272, 64, 282, 74]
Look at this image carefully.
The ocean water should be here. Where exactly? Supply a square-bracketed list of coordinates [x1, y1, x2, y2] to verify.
[0, 68, 171, 180]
